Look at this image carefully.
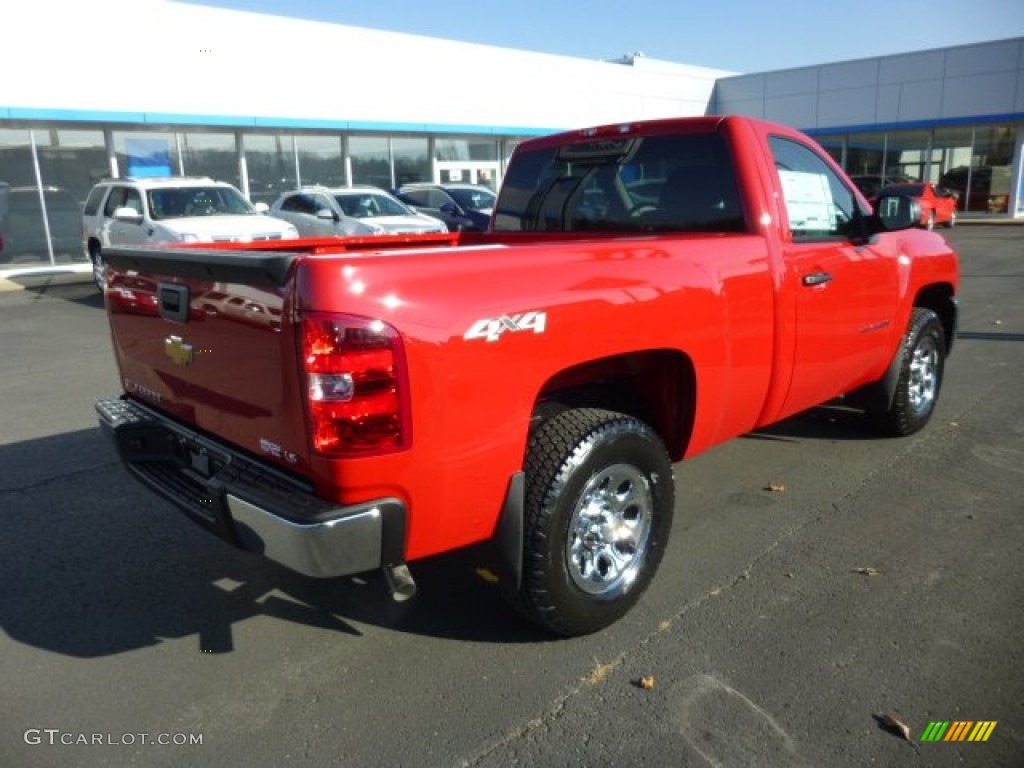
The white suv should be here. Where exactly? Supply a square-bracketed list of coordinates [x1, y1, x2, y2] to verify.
[82, 177, 299, 289]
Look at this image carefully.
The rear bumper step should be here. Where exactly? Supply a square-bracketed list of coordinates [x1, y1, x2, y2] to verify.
[95, 396, 406, 579]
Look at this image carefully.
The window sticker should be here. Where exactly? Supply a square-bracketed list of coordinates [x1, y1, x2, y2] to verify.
[778, 170, 834, 231]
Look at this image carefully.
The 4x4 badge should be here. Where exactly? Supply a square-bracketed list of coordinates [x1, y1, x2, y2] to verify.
[165, 335, 194, 366]
[464, 311, 548, 343]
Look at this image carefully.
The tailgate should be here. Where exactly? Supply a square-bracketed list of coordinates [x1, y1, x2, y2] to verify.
[103, 246, 312, 474]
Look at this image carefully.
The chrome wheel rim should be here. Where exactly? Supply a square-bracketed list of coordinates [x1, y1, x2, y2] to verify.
[92, 249, 105, 290]
[566, 463, 653, 596]
[908, 334, 939, 414]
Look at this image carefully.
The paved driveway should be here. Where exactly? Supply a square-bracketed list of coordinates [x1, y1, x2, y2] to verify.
[1, 226, 1021, 767]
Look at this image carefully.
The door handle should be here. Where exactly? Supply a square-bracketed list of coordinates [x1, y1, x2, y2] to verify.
[802, 271, 834, 287]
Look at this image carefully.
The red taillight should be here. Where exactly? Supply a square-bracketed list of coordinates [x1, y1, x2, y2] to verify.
[302, 313, 410, 456]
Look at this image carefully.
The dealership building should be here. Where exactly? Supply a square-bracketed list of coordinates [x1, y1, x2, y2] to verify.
[1, 0, 1021, 273]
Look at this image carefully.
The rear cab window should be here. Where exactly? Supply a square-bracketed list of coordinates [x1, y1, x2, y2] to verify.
[493, 131, 747, 234]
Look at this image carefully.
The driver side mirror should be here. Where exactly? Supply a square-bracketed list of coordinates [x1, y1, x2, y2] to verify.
[112, 206, 143, 223]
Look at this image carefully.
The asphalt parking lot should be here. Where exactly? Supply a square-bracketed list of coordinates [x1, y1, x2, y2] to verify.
[1, 225, 1022, 768]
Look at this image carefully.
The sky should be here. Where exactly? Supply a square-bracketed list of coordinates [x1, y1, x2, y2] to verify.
[178, 0, 1024, 72]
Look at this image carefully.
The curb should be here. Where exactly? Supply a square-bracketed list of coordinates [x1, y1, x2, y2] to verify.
[0, 267, 94, 293]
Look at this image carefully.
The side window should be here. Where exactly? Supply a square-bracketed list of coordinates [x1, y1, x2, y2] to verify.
[281, 194, 315, 214]
[103, 187, 126, 216]
[313, 194, 333, 215]
[122, 188, 143, 215]
[402, 190, 429, 207]
[83, 186, 107, 216]
[426, 190, 448, 208]
[769, 136, 860, 240]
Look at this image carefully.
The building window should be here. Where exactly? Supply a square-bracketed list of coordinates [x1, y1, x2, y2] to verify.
[883, 129, 931, 183]
[392, 137, 430, 187]
[931, 126, 974, 211]
[113, 131, 179, 179]
[813, 134, 845, 167]
[845, 131, 886, 182]
[296, 135, 343, 188]
[349, 136, 391, 188]
[435, 138, 499, 162]
[967, 124, 1015, 214]
[243, 133, 298, 206]
[0, 128, 36, 188]
[1, 129, 94, 267]
[180, 132, 239, 187]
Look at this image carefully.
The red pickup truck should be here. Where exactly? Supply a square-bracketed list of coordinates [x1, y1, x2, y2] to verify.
[96, 115, 959, 636]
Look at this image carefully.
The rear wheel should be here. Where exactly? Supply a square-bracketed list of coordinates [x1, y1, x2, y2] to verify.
[946, 211, 957, 229]
[871, 308, 946, 436]
[89, 243, 105, 292]
[511, 408, 674, 636]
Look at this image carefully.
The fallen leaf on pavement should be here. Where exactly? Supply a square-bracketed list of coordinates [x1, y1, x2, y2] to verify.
[874, 713, 912, 742]
[474, 568, 500, 584]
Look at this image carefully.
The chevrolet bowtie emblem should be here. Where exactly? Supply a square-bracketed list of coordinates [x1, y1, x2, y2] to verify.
[165, 335, 194, 366]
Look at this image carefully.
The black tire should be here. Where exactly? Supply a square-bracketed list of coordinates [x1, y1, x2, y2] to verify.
[512, 408, 674, 636]
[89, 242, 105, 292]
[872, 308, 946, 436]
[925, 210, 936, 230]
[946, 211, 956, 229]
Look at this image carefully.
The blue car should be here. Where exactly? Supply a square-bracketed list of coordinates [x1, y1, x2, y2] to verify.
[393, 183, 495, 232]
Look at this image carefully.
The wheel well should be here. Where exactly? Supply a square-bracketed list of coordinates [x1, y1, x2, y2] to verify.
[914, 283, 957, 353]
[531, 350, 695, 461]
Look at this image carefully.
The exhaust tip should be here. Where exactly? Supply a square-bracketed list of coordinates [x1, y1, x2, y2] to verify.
[383, 563, 417, 602]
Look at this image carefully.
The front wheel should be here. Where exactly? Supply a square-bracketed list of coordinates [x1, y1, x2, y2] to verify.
[512, 408, 674, 636]
[924, 210, 936, 230]
[871, 308, 946, 436]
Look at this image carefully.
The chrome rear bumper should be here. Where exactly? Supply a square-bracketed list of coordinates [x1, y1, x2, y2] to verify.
[95, 396, 406, 578]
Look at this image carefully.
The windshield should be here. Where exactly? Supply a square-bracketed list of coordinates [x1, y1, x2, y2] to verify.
[334, 193, 411, 218]
[449, 187, 496, 211]
[148, 186, 255, 219]
[492, 131, 746, 233]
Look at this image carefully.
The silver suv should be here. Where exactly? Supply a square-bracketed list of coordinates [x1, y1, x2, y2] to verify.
[269, 186, 448, 238]
[82, 177, 299, 289]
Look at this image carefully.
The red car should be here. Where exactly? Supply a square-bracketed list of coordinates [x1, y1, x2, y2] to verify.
[876, 182, 958, 229]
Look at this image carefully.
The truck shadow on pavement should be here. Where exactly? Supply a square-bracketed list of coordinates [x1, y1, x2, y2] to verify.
[7, 278, 104, 308]
[745, 403, 881, 443]
[0, 429, 550, 660]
